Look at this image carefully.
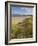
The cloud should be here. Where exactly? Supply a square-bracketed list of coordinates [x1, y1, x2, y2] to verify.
[21, 7, 24, 10]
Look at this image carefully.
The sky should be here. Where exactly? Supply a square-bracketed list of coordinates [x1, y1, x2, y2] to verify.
[11, 5, 33, 15]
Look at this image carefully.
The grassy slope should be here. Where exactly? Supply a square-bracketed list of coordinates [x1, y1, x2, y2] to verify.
[10, 16, 33, 39]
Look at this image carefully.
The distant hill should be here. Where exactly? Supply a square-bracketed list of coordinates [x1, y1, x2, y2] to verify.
[11, 14, 32, 17]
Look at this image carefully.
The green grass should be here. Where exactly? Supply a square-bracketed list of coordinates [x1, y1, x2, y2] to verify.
[10, 16, 33, 39]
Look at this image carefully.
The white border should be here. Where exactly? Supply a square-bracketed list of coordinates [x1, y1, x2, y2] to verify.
[8, 3, 36, 43]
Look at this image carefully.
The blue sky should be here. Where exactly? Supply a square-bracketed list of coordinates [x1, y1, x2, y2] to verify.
[11, 6, 33, 15]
